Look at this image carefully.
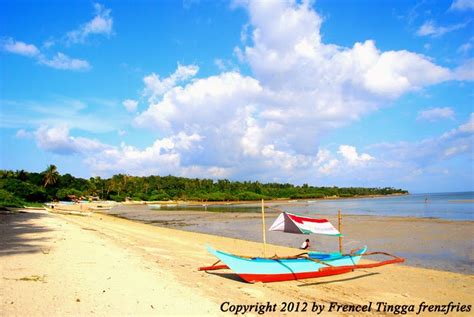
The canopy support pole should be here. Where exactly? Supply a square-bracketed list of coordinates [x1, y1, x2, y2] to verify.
[261, 199, 267, 257]
[338, 209, 343, 253]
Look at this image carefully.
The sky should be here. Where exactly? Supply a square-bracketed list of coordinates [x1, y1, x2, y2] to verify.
[0, 0, 473, 193]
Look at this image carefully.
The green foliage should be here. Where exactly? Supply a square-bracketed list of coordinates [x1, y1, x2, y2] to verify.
[110, 194, 127, 202]
[235, 191, 266, 201]
[0, 178, 46, 202]
[0, 168, 409, 204]
[56, 188, 84, 200]
[0, 189, 25, 208]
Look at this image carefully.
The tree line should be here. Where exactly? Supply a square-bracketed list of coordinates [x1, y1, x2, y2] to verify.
[0, 165, 408, 208]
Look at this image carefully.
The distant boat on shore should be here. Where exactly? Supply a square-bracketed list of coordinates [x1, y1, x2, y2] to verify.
[44, 201, 115, 216]
[44, 205, 92, 216]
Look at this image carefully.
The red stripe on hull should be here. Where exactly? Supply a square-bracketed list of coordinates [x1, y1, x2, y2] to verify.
[238, 267, 354, 283]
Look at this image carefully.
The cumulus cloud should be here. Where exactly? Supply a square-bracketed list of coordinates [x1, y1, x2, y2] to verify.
[1, 38, 39, 57]
[318, 159, 339, 175]
[416, 20, 468, 37]
[417, 107, 455, 121]
[85, 132, 203, 176]
[66, 3, 113, 44]
[34, 125, 110, 155]
[242, 1, 450, 98]
[338, 145, 374, 166]
[122, 99, 138, 113]
[450, 0, 474, 11]
[38, 52, 90, 71]
[142, 64, 199, 103]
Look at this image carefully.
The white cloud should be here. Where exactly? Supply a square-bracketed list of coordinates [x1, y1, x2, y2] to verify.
[136, 70, 262, 133]
[34, 125, 110, 155]
[450, 0, 474, 11]
[214, 58, 238, 71]
[143, 64, 199, 103]
[2, 38, 39, 57]
[15, 129, 32, 139]
[453, 59, 474, 80]
[418, 107, 455, 121]
[338, 145, 374, 166]
[1, 38, 90, 71]
[43, 39, 55, 49]
[85, 132, 203, 176]
[416, 20, 468, 37]
[458, 113, 474, 133]
[242, 0, 450, 103]
[372, 114, 474, 167]
[458, 37, 474, 54]
[316, 149, 331, 165]
[214, 58, 226, 71]
[66, 3, 113, 44]
[318, 159, 339, 175]
[38, 52, 90, 71]
[122, 99, 138, 113]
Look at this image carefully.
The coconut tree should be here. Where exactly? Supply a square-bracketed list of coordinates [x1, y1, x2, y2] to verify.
[43, 164, 59, 188]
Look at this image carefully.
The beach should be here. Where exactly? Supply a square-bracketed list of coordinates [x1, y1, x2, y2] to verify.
[1, 208, 473, 316]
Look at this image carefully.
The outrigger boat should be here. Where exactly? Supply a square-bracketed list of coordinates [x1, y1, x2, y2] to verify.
[199, 206, 404, 283]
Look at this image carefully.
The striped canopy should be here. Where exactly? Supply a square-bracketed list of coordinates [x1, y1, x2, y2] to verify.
[269, 212, 341, 236]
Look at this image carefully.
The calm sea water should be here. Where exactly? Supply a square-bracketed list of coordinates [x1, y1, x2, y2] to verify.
[159, 192, 474, 221]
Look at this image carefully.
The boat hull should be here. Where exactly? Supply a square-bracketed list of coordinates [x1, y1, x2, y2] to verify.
[207, 246, 367, 283]
[239, 267, 355, 283]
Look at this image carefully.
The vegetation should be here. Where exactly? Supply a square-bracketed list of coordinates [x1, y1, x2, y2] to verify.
[0, 167, 408, 208]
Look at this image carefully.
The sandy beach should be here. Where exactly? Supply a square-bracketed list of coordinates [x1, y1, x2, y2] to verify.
[1, 209, 473, 316]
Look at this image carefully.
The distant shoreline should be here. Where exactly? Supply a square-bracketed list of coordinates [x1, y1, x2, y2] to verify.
[140, 192, 410, 206]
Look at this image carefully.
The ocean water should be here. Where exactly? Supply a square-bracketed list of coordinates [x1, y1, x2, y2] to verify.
[278, 192, 474, 221]
[159, 192, 474, 221]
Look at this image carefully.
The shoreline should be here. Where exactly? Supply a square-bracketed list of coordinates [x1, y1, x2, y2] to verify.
[1, 209, 472, 316]
[131, 193, 411, 206]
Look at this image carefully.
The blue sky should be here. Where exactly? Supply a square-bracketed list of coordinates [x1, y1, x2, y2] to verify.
[1, 0, 473, 193]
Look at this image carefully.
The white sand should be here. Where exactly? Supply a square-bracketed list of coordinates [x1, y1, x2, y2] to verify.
[1, 209, 473, 316]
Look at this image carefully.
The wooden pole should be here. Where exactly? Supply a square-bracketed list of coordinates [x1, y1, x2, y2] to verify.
[261, 199, 267, 257]
[338, 209, 343, 253]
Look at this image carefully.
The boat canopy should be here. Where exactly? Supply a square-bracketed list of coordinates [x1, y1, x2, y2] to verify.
[269, 212, 341, 236]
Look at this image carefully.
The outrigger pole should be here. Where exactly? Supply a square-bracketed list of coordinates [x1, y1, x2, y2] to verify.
[261, 199, 267, 257]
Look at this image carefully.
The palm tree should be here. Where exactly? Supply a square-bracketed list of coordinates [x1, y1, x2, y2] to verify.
[43, 164, 59, 188]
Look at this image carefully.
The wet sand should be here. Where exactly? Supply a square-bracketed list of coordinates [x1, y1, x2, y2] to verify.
[1, 209, 472, 316]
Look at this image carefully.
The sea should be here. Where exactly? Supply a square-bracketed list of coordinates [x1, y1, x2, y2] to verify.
[156, 191, 474, 221]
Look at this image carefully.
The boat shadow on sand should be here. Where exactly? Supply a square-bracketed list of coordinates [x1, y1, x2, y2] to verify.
[204, 270, 380, 285]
